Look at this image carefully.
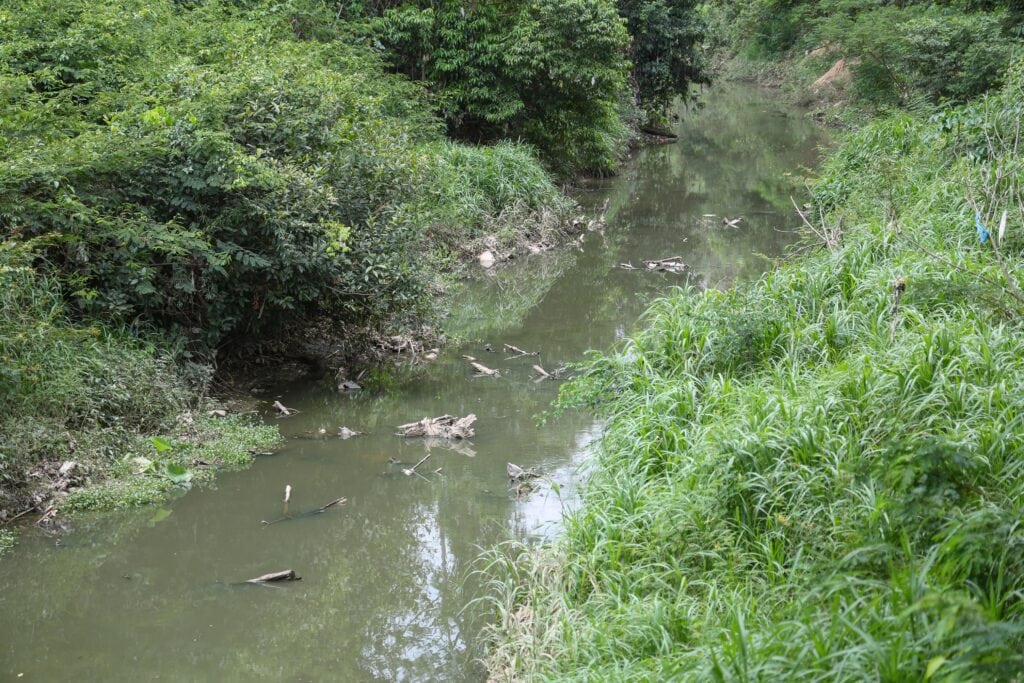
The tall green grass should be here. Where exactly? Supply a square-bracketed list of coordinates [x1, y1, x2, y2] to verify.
[481, 65, 1024, 681]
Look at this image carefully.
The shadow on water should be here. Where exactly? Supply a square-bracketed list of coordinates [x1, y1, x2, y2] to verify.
[0, 84, 828, 682]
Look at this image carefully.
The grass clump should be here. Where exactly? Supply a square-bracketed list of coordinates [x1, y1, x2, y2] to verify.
[481, 64, 1024, 680]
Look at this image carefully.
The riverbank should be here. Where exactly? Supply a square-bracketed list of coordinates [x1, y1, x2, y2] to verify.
[483, 65, 1024, 679]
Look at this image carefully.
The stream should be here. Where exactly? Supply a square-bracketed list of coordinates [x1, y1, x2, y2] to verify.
[0, 85, 827, 682]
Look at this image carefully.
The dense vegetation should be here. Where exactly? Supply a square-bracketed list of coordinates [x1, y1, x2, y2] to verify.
[484, 56, 1024, 681]
[0, 0, 711, 521]
[705, 0, 1022, 105]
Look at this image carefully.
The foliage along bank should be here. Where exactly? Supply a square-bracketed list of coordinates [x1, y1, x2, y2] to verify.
[0, 0, 709, 525]
[482, 60, 1024, 681]
[703, 0, 1021, 110]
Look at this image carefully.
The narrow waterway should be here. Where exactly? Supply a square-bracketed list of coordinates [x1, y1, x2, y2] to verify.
[0, 85, 827, 682]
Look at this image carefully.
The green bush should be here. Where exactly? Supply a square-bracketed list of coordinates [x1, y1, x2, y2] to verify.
[821, 5, 1017, 105]
[370, 0, 632, 175]
[0, 0, 565, 355]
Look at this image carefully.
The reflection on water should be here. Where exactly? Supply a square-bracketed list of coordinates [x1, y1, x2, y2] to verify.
[0, 84, 827, 681]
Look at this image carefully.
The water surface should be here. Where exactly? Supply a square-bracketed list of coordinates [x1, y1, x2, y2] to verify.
[0, 85, 827, 682]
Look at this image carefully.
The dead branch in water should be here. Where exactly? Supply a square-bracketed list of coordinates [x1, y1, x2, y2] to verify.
[396, 414, 476, 440]
[503, 344, 538, 359]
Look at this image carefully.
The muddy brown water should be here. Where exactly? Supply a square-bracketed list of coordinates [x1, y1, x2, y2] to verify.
[0, 85, 827, 682]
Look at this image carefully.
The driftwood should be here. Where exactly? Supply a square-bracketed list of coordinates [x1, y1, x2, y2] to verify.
[471, 362, 500, 377]
[246, 570, 301, 584]
[396, 414, 476, 440]
[337, 427, 363, 439]
[503, 344, 538, 359]
[722, 216, 743, 228]
[272, 400, 295, 417]
[532, 365, 570, 383]
[618, 262, 638, 270]
[644, 256, 688, 273]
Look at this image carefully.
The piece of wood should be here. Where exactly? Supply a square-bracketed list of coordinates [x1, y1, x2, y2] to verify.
[272, 400, 294, 416]
[470, 361, 501, 378]
[503, 344, 537, 359]
[246, 570, 301, 584]
[315, 496, 347, 513]
[643, 256, 687, 273]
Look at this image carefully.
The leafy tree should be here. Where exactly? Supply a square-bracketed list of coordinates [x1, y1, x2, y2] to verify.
[618, 0, 710, 125]
[370, 0, 631, 174]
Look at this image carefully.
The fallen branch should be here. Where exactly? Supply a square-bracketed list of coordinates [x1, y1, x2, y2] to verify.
[643, 256, 688, 273]
[791, 196, 841, 250]
[470, 361, 501, 377]
[261, 495, 348, 525]
[315, 496, 348, 513]
[272, 401, 296, 417]
[722, 216, 743, 228]
[503, 344, 538, 359]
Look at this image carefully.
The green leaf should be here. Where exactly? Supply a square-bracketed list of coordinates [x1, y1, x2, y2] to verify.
[925, 656, 947, 680]
[161, 463, 193, 484]
[150, 436, 174, 452]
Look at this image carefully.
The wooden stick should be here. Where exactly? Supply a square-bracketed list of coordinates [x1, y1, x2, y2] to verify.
[246, 569, 300, 584]
[283, 485, 291, 517]
[315, 496, 347, 513]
